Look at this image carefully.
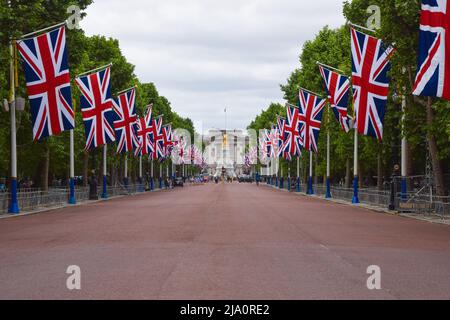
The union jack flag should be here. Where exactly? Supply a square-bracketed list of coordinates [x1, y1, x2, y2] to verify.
[112, 88, 139, 154]
[162, 124, 174, 157]
[149, 116, 165, 161]
[174, 134, 188, 164]
[275, 117, 292, 160]
[298, 89, 326, 153]
[17, 26, 74, 141]
[190, 145, 203, 166]
[270, 125, 280, 158]
[413, 0, 450, 101]
[282, 104, 303, 157]
[75, 67, 115, 150]
[276, 116, 286, 153]
[318, 65, 353, 133]
[351, 28, 395, 141]
[247, 146, 258, 165]
[259, 135, 270, 165]
[135, 104, 153, 157]
[261, 129, 273, 158]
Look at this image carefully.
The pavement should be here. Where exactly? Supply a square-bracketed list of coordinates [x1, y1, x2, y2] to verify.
[1, 182, 450, 300]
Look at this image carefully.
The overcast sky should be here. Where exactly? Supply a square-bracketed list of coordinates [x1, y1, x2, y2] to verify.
[81, 0, 346, 133]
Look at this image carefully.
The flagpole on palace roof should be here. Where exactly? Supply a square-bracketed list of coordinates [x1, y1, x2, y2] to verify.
[77, 63, 113, 78]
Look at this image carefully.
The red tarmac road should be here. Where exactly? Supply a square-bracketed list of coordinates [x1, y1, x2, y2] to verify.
[1, 183, 450, 300]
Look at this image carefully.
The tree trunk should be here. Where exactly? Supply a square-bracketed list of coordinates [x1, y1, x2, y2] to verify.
[40, 143, 50, 192]
[426, 98, 447, 196]
[406, 141, 414, 191]
[377, 151, 383, 191]
[359, 165, 363, 189]
[83, 152, 89, 187]
[345, 157, 351, 188]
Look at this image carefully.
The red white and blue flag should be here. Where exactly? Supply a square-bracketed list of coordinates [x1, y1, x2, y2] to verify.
[282, 104, 303, 157]
[162, 124, 174, 157]
[351, 28, 395, 141]
[112, 88, 139, 154]
[413, 0, 450, 101]
[75, 66, 115, 150]
[259, 134, 271, 165]
[270, 125, 279, 158]
[149, 116, 165, 161]
[319, 65, 353, 133]
[262, 129, 273, 159]
[17, 25, 74, 141]
[276, 117, 293, 161]
[276, 116, 286, 153]
[135, 104, 153, 157]
[298, 89, 326, 153]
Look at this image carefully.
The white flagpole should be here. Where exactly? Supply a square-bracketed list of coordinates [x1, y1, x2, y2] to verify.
[352, 129, 360, 203]
[401, 92, 407, 200]
[8, 39, 19, 214]
[159, 162, 163, 189]
[20, 21, 67, 39]
[326, 107, 332, 199]
[326, 131, 331, 197]
[139, 155, 143, 179]
[101, 145, 108, 198]
[139, 155, 143, 192]
[68, 129, 76, 204]
[280, 161, 283, 189]
[307, 151, 314, 195]
[150, 159, 154, 191]
[124, 154, 128, 188]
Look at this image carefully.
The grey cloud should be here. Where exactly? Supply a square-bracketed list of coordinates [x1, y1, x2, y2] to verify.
[81, 0, 345, 131]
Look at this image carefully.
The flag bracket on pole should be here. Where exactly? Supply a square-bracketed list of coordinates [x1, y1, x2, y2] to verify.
[316, 61, 347, 76]
[347, 21, 376, 34]
[19, 21, 67, 40]
[116, 85, 137, 96]
[300, 87, 325, 99]
[77, 63, 113, 78]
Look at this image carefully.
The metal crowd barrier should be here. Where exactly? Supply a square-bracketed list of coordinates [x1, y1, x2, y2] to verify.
[0, 183, 148, 215]
[270, 181, 448, 217]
